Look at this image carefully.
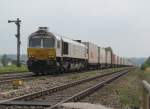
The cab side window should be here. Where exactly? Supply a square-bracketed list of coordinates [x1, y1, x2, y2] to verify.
[63, 42, 68, 55]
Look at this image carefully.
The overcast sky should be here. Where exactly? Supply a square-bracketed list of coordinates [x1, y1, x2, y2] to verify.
[0, 0, 149, 57]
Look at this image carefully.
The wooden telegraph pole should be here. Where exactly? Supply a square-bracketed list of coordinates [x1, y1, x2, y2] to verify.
[8, 18, 21, 67]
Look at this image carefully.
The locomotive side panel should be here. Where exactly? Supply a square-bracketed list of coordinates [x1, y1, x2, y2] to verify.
[62, 37, 87, 59]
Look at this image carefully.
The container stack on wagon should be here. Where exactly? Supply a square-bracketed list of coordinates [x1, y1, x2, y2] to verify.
[111, 53, 116, 68]
[82, 42, 99, 69]
[99, 47, 106, 69]
[105, 47, 112, 68]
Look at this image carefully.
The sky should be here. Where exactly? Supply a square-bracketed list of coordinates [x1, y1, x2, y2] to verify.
[0, 0, 149, 57]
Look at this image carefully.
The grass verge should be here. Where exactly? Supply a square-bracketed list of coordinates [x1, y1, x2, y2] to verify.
[109, 68, 150, 108]
[0, 65, 28, 74]
[80, 68, 150, 109]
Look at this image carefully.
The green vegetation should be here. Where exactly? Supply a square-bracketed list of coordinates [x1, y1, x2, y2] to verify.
[0, 54, 28, 74]
[0, 65, 28, 74]
[1, 54, 11, 67]
[114, 69, 150, 108]
[141, 57, 150, 70]
[118, 69, 142, 108]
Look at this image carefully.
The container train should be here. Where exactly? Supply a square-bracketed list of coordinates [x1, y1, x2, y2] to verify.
[27, 27, 134, 75]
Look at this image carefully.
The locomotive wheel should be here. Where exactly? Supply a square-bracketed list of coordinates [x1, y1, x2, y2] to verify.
[59, 67, 65, 73]
[34, 71, 40, 76]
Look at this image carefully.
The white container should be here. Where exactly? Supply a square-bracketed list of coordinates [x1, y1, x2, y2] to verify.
[82, 42, 99, 64]
[112, 53, 116, 65]
[99, 47, 106, 64]
[106, 50, 111, 64]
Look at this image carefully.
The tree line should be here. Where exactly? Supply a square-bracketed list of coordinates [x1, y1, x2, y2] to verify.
[0, 54, 17, 67]
[141, 57, 150, 70]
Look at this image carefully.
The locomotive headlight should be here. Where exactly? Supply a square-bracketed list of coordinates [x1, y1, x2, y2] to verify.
[51, 56, 54, 58]
[48, 55, 55, 59]
[29, 55, 34, 58]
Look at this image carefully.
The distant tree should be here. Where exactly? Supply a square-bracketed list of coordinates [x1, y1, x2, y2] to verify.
[1, 54, 10, 67]
[141, 57, 150, 70]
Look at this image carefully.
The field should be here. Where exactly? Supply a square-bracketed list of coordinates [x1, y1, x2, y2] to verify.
[0, 65, 28, 74]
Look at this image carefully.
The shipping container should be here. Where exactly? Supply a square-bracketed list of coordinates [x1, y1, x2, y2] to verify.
[117, 56, 120, 65]
[98, 47, 106, 64]
[112, 53, 116, 66]
[115, 55, 118, 65]
[120, 57, 123, 66]
[82, 42, 99, 64]
[105, 49, 112, 65]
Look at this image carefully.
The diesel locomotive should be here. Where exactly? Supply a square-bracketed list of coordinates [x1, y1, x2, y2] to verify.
[27, 27, 87, 74]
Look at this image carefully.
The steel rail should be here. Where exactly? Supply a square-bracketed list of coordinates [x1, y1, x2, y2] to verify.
[0, 73, 35, 84]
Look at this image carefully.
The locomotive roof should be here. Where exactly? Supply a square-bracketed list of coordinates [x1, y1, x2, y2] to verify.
[53, 33, 86, 47]
[29, 29, 55, 38]
[29, 28, 86, 47]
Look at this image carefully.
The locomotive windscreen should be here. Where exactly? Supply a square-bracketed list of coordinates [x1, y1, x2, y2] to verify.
[43, 38, 55, 48]
[29, 37, 55, 48]
[29, 38, 41, 48]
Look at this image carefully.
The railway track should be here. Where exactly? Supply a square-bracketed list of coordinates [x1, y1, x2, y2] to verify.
[0, 72, 35, 84]
[0, 68, 120, 84]
[0, 68, 132, 109]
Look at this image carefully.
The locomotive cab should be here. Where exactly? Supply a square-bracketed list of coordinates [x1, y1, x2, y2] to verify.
[28, 34, 56, 60]
[27, 27, 57, 74]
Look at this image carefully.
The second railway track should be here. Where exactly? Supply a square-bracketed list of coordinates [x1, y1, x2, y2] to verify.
[0, 68, 121, 84]
[0, 72, 35, 84]
[0, 68, 133, 109]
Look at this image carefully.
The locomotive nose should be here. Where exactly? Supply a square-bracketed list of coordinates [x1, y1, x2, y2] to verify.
[27, 48, 56, 60]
